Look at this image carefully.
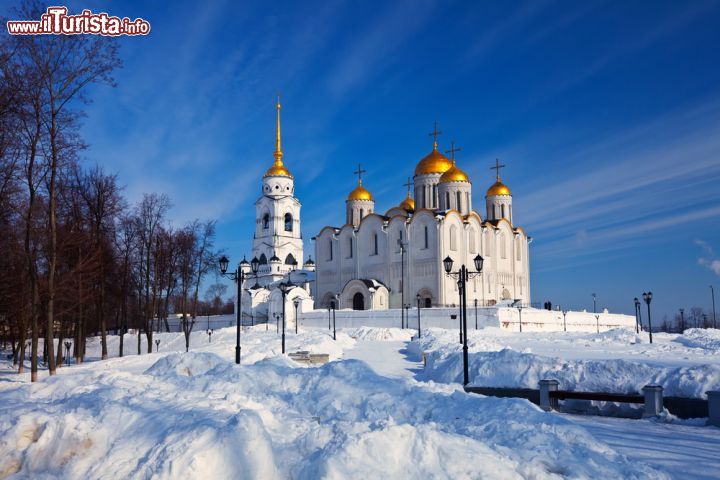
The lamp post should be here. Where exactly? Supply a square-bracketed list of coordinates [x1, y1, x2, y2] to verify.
[517, 305, 523, 333]
[278, 281, 295, 354]
[443, 254, 484, 386]
[399, 239, 406, 330]
[154, 339, 160, 352]
[416, 293, 422, 338]
[634, 297, 642, 333]
[711, 285, 717, 329]
[679, 308, 685, 332]
[64, 341, 72, 365]
[595, 314, 600, 334]
[293, 298, 300, 334]
[474, 298, 478, 330]
[562, 309, 568, 332]
[206, 329, 213, 343]
[592, 293, 597, 313]
[404, 304, 410, 330]
[642, 292, 653, 344]
[219, 254, 258, 365]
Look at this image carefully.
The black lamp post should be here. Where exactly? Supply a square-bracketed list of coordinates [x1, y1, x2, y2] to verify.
[634, 297, 641, 333]
[293, 298, 300, 334]
[711, 285, 717, 329]
[64, 341, 72, 364]
[561, 309, 567, 332]
[592, 293, 597, 313]
[278, 281, 295, 354]
[331, 302, 337, 340]
[517, 304, 523, 333]
[595, 314, 600, 333]
[219, 254, 258, 365]
[443, 254, 484, 386]
[206, 329, 213, 343]
[679, 308, 685, 332]
[643, 291, 653, 344]
[474, 298, 478, 330]
[416, 293, 422, 338]
[154, 339, 160, 352]
[399, 239, 406, 330]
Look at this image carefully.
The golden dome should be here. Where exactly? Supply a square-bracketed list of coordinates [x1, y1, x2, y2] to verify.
[439, 162, 470, 183]
[414, 145, 453, 176]
[264, 159, 293, 178]
[399, 193, 415, 211]
[486, 178, 511, 196]
[348, 180, 373, 201]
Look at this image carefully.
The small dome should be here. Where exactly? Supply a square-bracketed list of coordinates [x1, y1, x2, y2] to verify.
[399, 194, 415, 211]
[439, 162, 470, 183]
[486, 178, 511, 196]
[415, 146, 453, 176]
[348, 181, 374, 201]
[264, 159, 293, 178]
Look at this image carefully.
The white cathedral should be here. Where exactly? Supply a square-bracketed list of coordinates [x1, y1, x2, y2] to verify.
[238, 101, 531, 323]
[313, 129, 531, 311]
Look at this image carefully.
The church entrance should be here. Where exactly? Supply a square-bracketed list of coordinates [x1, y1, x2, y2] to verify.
[352, 292, 365, 310]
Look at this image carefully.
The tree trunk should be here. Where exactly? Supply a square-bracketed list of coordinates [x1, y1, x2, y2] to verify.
[100, 272, 108, 360]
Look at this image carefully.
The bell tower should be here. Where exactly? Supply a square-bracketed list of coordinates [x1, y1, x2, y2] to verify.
[252, 97, 304, 285]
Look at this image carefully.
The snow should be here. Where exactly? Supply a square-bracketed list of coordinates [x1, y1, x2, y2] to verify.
[0, 325, 673, 479]
[413, 327, 720, 398]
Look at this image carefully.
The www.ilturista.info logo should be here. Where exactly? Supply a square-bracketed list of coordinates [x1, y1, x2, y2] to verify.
[7, 6, 150, 36]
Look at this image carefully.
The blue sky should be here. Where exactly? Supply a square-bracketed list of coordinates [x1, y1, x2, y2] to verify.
[6, 0, 720, 320]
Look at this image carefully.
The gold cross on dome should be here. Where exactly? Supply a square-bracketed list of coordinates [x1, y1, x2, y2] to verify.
[353, 163, 367, 183]
[491, 158, 506, 180]
[403, 177, 413, 195]
[445, 140, 462, 161]
[428, 121, 442, 148]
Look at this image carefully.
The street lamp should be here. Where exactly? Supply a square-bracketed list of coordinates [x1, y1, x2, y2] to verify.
[154, 339, 160, 352]
[416, 293, 422, 338]
[634, 297, 642, 334]
[561, 309, 568, 332]
[293, 298, 300, 334]
[443, 254, 484, 386]
[206, 329, 213, 343]
[219, 254, 258, 364]
[278, 281, 296, 354]
[517, 304, 523, 333]
[474, 298, 478, 330]
[592, 293, 597, 313]
[642, 291, 653, 344]
[64, 341, 72, 365]
[595, 314, 600, 333]
[399, 239, 407, 331]
[711, 285, 717, 329]
[679, 308, 685, 332]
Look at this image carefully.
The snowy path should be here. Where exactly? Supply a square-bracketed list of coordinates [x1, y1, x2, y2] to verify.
[343, 340, 423, 379]
[563, 415, 720, 480]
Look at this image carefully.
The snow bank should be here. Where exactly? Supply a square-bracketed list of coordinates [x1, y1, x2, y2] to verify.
[341, 326, 416, 342]
[0, 351, 663, 479]
[674, 328, 720, 353]
[414, 329, 720, 398]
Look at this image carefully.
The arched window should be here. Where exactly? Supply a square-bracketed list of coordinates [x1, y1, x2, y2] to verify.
[373, 233, 379, 255]
[359, 209, 364, 221]
[449, 226, 457, 251]
[284, 213, 293, 232]
[259, 253, 268, 264]
[469, 229, 476, 253]
[456, 191, 462, 211]
[348, 237, 353, 258]
[285, 253, 296, 265]
[424, 225, 429, 249]
[445, 192, 450, 209]
[262, 213, 270, 230]
[501, 204, 506, 218]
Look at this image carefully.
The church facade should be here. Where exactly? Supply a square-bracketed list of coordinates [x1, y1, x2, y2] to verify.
[313, 131, 531, 311]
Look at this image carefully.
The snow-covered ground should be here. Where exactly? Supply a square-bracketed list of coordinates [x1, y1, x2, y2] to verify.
[412, 327, 720, 399]
[1, 325, 718, 478]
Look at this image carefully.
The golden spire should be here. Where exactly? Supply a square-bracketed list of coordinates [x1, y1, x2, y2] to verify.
[263, 95, 293, 178]
[274, 94, 283, 162]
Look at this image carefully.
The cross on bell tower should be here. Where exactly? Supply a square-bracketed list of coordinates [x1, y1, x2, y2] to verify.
[403, 177, 413, 195]
[446, 140, 462, 162]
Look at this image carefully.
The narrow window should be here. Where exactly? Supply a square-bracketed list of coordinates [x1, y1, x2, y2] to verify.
[501, 204, 506, 218]
[422, 188, 426, 209]
[360, 208, 364, 221]
[450, 226, 457, 251]
[469, 229, 476, 253]
[432, 185, 437, 208]
[284, 213, 293, 232]
[445, 192, 450, 210]
[329, 240, 333, 261]
[262, 213, 270, 229]
[500, 233, 507, 259]
[516, 237, 521, 261]
[424, 226, 429, 249]
[456, 192, 462, 211]
[373, 233, 378, 255]
[349, 237, 353, 258]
